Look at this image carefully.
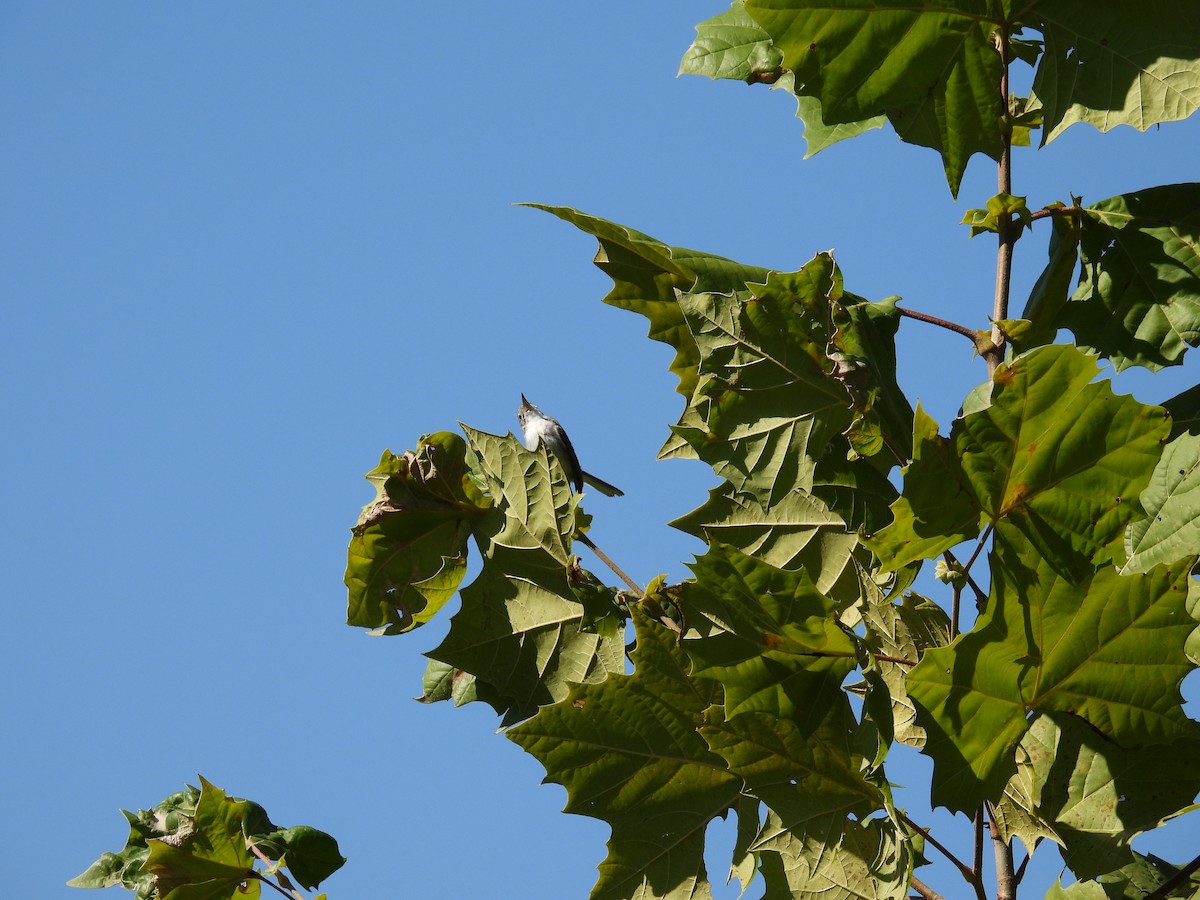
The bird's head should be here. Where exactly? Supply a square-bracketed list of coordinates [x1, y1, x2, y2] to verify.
[517, 394, 540, 426]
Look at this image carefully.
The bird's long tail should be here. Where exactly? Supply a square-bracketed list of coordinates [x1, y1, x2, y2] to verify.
[582, 471, 624, 497]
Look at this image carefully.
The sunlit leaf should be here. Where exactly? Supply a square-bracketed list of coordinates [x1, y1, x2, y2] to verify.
[1024, 713, 1200, 881]
[681, 545, 859, 720]
[751, 809, 911, 900]
[679, 1, 784, 81]
[865, 404, 978, 572]
[871, 346, 1167, 578]
[527, 204, 772, 460]
[671, 486, 860, 601]
[1058, 185, 1200, 371]
[859, 589, 952, 748]
[742, 0, 1009, 195]
[1124, 430, 1200, 573]
[909, 525, 1199, 813]
[345, 433, 488, 634]
[1033, 1, 1200, 143]
[426, 428, 625, 723]
[507, 608, 741, 900]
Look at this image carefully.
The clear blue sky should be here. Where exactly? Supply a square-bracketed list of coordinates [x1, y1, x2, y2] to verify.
[3, 4, 1197, 898]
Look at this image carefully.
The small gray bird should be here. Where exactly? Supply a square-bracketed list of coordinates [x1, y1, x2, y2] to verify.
[517, 395, 624, 497]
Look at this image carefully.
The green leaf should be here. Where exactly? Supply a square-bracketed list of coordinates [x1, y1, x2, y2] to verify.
[680, 1, 784, 82]
[141, 779, 255, 898]
[961, 193, 1032, 238]
[673, 255, 911, 507]
[990, 727, 1061, 856]
[462, 425, 578, 565]
[678, 5, 886, 156]
[507, 608, 742, 900]
[1164, 383, 1200, 438]
[71, 779, 344, 897]
[345, 433, 489, 634]
[1048, 852, 1200, 900]
[1032, 1, 1200, 143]
[670, 486, 861, 602]
[859, 589, 952, 748]
[422, 427, 626, 723]
[743, 0, 1009, 195]
[251, 826, 345, 893]
[527, 204, 772, 459]
[417, 658, 478, 706]
[681, 545, 859, 720]
[428, 558, 626, 725]
[1025, 713, 1200, 881]
[870, 345, 1169, 578]
[1124, 430, 1200, 573]
[1058, 185, 1200, 371]
[792, 88, 887, 157]
[957, 345, 1167, 574]
[704, 713, 881, 831]
[908, 525, 1199, 813]
[673, 264, 851, 504]
[865, 404, 979, 572]
[751, 809, 911, 900]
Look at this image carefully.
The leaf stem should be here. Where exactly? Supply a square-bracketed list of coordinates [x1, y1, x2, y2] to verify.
[247, 845, 305, 899]
[897, 306, 980, 342]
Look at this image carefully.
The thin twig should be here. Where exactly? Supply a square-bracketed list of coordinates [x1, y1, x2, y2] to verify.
[1014, 843, 1035, 885]
[576, 532, 642, 596]
[576, 531, 684, 634]
[961, 522, 995, 577]
[909, 875, 946, 900]
[899, 813, 976, 885]
[897, 306, 980, 342]
[250, 875, 302, 900]
[945, 549, 988, 608]
[973, 807, 987, 900]
[949, 573, 962, 640]
[874, 652, 920, 666]
[1145, 850, 1200, 899]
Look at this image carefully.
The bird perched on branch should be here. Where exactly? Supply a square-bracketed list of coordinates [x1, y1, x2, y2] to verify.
[517, 395, 624, 497]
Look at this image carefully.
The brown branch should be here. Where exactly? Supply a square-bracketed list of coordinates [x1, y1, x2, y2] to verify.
[874, 652, 920, 666]
[900, 813, 977, 886]
[575, 531, 686, 634]
[909, 875, 946, 900]
[576, 532, 642, 596]
[897, 306, 981, 342]
[987, 803, 1016, 900]
[973, 807, 987, 900]
[985, 29, 1016, 378]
